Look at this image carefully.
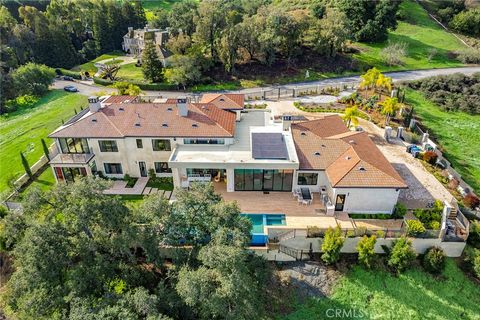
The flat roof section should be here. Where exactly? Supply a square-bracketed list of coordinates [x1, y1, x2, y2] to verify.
[252, 132, 288, 160]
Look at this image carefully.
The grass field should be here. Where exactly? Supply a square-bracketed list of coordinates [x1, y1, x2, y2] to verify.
[74, 51, 125, 74]
[0, 91, 87, 193]
[117, 62, 145, 82]
[353, 0, 466, 71]
[283, 259, 480, 320]
[405, 89, 480, 193]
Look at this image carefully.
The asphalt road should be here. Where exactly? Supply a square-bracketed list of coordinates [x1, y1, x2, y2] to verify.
[52, 66, 480, 98]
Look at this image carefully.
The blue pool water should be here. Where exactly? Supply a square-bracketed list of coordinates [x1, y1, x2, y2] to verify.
[241, 213, 286, 246]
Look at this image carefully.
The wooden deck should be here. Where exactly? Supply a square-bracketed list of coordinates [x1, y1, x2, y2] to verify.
[214, 182, 324, 217]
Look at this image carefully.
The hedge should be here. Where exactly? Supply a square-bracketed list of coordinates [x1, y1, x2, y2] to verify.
[93, 77, 176, 91]
[56, 68, 82, 80]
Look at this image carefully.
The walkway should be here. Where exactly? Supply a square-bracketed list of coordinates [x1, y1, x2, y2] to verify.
[103, 177, 148, 195]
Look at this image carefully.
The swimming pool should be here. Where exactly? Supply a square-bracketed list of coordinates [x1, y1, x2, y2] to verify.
[242, 213, 286, 246]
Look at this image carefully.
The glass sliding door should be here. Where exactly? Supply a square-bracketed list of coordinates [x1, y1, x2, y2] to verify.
[253, 169, 263, 191]
[234, 169, 293, 191]
[282, 170, 293, 191]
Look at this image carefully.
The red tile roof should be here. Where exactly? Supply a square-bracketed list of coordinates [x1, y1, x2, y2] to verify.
[199, 93, 244, 110]
[292, 115, 406, 189]
[49, 102, 236, 138]
[102, 95, 137, 104]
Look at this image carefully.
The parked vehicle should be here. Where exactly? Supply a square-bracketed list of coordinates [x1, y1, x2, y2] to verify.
[64, 85, 78, 92]
[63, 76, 74, 81]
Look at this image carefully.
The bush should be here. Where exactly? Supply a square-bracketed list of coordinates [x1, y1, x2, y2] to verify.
[422, 246, 446, 274]
[464, 246, 480, 279]
[406, 220, 426, 236]
[463, 194, 480, 210]
[56, 68, 82, 80]
[4, 95, 39, 113]
[393, 203, 407, 218]
[423, 151, 438, 165]
[429, 221, 441, 230]
[388, 237, 416, 273]
[321, 226, 345, 264]
[357, 235, 377, 268]
[93, 77, 176, 91]
[468, 221, 480, 248]
[380, 42, 408, 66]
[456, 49, 480, 64]
[376, 230, 386, 238]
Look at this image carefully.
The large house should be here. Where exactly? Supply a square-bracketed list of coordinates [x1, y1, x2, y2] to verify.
[122, 26, 171, 66]
[48, 94, 407, 214]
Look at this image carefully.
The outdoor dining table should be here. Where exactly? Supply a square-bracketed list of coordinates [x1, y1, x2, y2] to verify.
[300, 187, 312, 200]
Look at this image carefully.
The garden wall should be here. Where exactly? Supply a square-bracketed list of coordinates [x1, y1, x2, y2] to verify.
[282, 237, 466, 257]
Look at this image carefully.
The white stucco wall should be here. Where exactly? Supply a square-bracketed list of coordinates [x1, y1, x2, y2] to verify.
[292, 170, 329, 193]
[332, 187, 401, 214]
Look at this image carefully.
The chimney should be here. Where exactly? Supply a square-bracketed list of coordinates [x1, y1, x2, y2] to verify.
[282, 115, 292, 131]
[88, 96, 101, 113]
[176, 96, 188, 117]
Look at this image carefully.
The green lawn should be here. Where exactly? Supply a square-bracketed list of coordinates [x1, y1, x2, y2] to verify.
[0, 90, 88, 193]
[74, 51, 125, 74]
[117, 62, 145, 82]
[353, 0, 466, 71]
[405, 89, 480, 193]
[283, 259, 480, 320]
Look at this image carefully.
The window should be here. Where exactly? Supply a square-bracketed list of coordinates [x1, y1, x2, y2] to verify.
[183, 138, 225, 145]
[152, 139, 171, 151]
[154, 162, 172, 173]
[99, 140, 118, 152]
[59, 138, 89, 154]
[104, 163, 123, 174]
[136, 139, 143, 148]
[297, 172, 318, 185]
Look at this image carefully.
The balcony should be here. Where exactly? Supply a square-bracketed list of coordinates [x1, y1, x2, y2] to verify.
[49, 153, 95, 165]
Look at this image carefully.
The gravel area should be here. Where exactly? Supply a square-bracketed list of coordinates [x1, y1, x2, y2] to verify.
[277, 261, 342, 298]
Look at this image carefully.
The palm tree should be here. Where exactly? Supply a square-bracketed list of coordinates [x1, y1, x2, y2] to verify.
[379, 97, 399, 126]
[359, 67, 381, 90]
[375, 74, 393, 98]
[342, 105, 361, 128]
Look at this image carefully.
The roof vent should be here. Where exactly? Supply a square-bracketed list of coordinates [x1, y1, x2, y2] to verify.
[321, 144, 326, 147]
[359, 166, 366, 171]
[192, 123, 198, 128]
[349, 140, 356, 144]
[119, 107, 124, 111]
[300, 132, 307, 136]
[135, 122, 141, 127]
[91, 118, 97, 123]
[314, 152, 321, 156]
[219, 98, 225, 101]
[162, 123, 168, 127]
[167, 107, 173, 111]
[345, 156, 351, 160]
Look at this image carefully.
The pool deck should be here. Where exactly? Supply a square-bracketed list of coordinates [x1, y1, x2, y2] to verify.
[214, 182, 354, 230]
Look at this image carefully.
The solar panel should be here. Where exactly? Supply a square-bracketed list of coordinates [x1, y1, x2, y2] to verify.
[252, 132, 288, 159]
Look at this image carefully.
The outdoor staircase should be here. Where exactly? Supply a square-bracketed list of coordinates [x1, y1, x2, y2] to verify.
[448, 207, 458, 219]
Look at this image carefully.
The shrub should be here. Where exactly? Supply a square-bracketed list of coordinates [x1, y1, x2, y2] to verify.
[5, 95, 39, 113]
[423, 151, 438, 165]
[468, 221, 480, 248]
[393, 203, 407, 218]
[56, 68, 82, 80]
[464, 246, 480, 279]
[376, 230, 386, 238]
[406, 220, 426, 236]
[388, 237, 416, 273]
[321, 226, 345, 264]
[463, 194, 480, 210]
[0, 205, 7, 218]
[148, 168, 156, 179]
[456, 49, 480, 64]
[422, 246, 446, 274]
[380, 42, 408, 66]
[429, 221, 441, 230]
[357, 235, 377, 268]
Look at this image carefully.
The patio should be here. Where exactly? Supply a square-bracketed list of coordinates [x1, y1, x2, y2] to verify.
[103, 177, 149, 195]
[213, 182, 354, 229]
